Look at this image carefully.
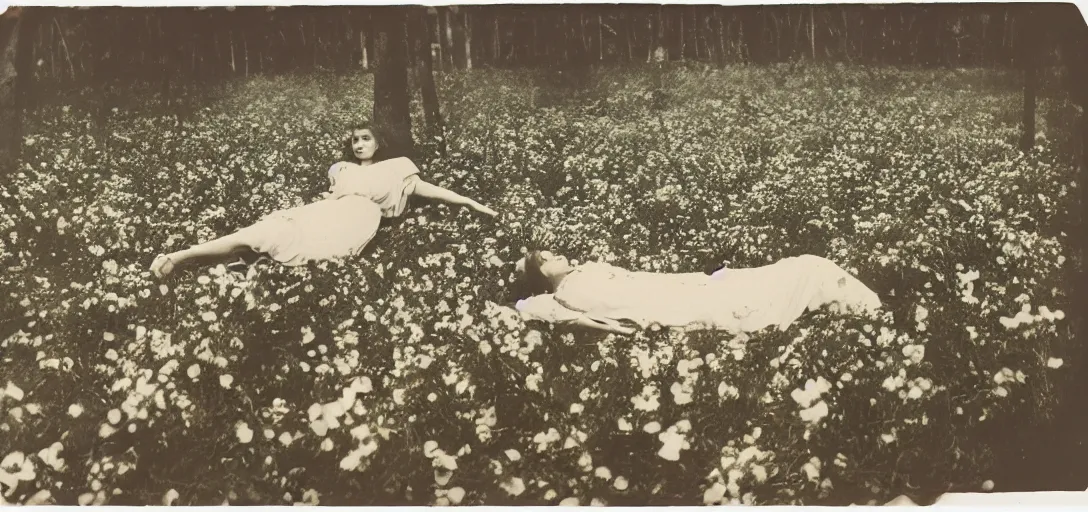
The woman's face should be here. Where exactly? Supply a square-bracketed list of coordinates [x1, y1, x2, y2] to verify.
[536, 251, 573, 280]
[350, 129, 379, 161]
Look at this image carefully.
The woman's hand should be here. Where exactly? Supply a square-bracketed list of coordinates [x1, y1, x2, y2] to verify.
[609, 323, 637, 335]
[614, 325, 637, 335]
[470, 201, 499, 217]
[575, 314, 638, 335]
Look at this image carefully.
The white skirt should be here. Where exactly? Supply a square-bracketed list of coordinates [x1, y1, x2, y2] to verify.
[237, 195, 384, 267]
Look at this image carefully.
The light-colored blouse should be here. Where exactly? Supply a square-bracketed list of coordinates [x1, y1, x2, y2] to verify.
[328, 157, 421, 217]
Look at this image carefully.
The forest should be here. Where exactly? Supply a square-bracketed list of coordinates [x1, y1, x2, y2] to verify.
[0, 4, 1084, 84]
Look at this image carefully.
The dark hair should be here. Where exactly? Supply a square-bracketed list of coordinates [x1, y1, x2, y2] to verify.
[341, 123, 398, 164]
[512, 250, 555, 301]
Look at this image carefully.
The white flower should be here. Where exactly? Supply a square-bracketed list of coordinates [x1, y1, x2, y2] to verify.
[447, 487, 465, 504]
[670, 381, 693, 405]
[236, 422, 254, 443]
[500, 477, 526, 496]
[801, 458, 821, 481]
[631, 385, 660, 411]
[163, 489, 180, 506]
[790, 377, 831, 408]
[434, 451, 458, 471]
[348, 376, 373, 395]
[718, 382, 740, 399]
[1047, 358, 1064, 369]
[0, 451, 36, 494]
[2, 382, 24, 401]
[525, 374, 543, 391]
[703, 482, 726, 505]
[901, 344, 925, 364]
[799, 400, 829, 424]
[656, 430, 687, 461]
[219, 375, 234, 389]
[339, 449, 364, 471]
[301, 327, 316, 345]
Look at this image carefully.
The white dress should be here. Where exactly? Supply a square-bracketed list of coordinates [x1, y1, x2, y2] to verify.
[516, 255, 881, 334]
[235, 157, 421, 266]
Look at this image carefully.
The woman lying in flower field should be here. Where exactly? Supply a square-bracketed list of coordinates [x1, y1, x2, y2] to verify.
[514, 250, 882, 334]
[149, 124, 498, 278]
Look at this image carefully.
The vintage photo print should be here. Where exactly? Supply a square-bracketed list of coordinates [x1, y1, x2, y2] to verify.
[0, 0, 1085, 507]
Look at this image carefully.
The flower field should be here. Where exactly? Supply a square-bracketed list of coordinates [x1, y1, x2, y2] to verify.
[0, 64, 1082, 505]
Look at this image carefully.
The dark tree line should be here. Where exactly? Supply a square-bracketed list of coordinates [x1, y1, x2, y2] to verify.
[1, 4, 1086, 173]
[2, 4, 1084, 85]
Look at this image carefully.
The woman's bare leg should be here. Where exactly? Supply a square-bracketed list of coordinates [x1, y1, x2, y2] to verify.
[151, 232, 256, 278]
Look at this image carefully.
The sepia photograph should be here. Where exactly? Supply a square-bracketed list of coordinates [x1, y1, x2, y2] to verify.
[0, 1, 1085, 506]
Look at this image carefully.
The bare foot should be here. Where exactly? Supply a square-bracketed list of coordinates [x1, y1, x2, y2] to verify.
[150, 254, 177, 278]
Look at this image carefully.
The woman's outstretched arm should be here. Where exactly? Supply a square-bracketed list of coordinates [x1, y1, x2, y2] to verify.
[413, 180, 498, 217]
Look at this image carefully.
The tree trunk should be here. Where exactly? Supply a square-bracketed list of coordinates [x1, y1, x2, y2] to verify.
[442, 7, 455, 70]
[428, 7, 443, 72]
[679, 8, 685, 60]
[625, 10, 634, 62]
[597, 13, 603, 62]
[654, 5, 666, 62]
[363, 26, 372, 70]
[645, 13, 651, 62]
[693, 7, 701, 61]
[412, 8, 444, 150]
[1018, 7, 1037, 154]
[463, 8, 472, 69]
[810, 7, 817, 61]
[702, 8, 713, 63]
[717, 8, 727, 64]
[158, 15, 172, 106]
[742, 7, 761, 64]
[491, 11, 499, 65]
[372, 7, 413, 158]
[771, 11, 781, 61]
[0, 7, 29, 175]
[229, 29, 236, 73]
[52, 15, 75, 81]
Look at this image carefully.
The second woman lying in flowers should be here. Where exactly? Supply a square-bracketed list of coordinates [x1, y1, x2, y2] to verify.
[150, 124, 497, 278]
[514, 250, 882, 335]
